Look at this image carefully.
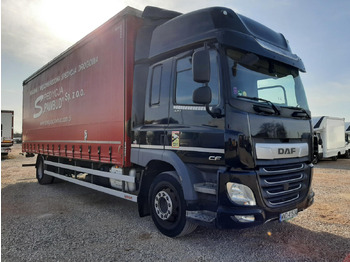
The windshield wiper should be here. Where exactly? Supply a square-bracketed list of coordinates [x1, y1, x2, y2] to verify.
[281, 106, 311, 119]
[237, 96, 280, 115]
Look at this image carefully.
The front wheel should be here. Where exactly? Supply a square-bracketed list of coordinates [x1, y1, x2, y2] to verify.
[150, 172, 197, 237]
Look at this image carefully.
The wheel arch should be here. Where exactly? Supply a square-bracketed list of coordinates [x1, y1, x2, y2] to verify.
[131, 148, 199, 217]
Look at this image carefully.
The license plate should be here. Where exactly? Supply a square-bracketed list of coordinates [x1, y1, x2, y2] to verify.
[279, 208, 298, 222]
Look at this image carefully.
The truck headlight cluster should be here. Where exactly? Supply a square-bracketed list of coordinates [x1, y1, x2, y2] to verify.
[226, 182, 256, 206]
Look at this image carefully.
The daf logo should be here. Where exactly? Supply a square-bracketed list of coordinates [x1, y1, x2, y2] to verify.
[278, 148, 296, 154]
[209, 156, 222, 161]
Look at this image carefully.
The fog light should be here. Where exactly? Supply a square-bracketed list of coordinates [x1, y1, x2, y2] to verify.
[226, 182, 256, 206]
[234, 215, 255, 223]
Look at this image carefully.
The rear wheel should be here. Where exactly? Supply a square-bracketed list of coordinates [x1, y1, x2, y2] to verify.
[36, 155, 54, 185]
[150, 172, 197, 237]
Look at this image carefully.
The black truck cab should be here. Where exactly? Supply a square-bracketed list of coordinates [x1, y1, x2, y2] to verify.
[131, 6, 314, 236]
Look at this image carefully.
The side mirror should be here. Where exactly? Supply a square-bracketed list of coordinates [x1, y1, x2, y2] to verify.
[193, 86, 212, 105]
[192, 50, 210, 83]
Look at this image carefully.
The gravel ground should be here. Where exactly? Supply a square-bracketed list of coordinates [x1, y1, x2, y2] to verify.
[1, 144, 350, 262]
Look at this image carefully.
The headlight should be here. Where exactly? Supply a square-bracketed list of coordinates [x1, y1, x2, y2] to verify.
[226, 183, 256, 206]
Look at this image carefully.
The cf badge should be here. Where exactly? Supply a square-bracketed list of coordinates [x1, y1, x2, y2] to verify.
[209, 156, 222, 161]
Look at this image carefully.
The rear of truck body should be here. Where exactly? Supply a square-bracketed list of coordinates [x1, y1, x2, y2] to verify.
[312, 116, 348, 160]
[23, 6, 314, 237]
[2, 110, 14, 155]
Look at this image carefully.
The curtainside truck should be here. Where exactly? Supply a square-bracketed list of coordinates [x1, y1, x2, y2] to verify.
[312, 116, 348, 161]
[23, 6, 314, 237]
[2, 110, 14, 155]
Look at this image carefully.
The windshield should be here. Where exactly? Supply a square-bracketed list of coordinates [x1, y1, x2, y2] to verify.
[227, 49, 309, 110]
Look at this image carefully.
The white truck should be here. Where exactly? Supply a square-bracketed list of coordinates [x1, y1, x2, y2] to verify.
[312, 116, 347, 162]
[1, 110, 14, 155]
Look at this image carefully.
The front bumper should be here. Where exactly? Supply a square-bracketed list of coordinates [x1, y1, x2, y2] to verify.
[215, 165, 314, 229]
[216, 189, 314, 229]
[1, 147, 12, 154]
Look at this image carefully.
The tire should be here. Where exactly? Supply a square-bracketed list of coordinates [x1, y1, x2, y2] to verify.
[345, 150, 350, 159]
[331, 156, 338, 161]
[150, 172, 197, 237]
[36, 155, 54, 185]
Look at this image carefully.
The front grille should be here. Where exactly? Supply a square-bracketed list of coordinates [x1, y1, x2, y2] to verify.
[258, 163, 310, 207]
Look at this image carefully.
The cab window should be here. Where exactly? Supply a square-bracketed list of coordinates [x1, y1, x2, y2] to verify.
[175, 50, 219, 105]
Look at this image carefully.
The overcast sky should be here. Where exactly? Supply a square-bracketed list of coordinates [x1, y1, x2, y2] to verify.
[2, 0, 350, 133]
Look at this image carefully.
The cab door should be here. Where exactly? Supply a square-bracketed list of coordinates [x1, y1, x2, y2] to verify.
[140, 58, 173, 149]
[165, 48, 225, 165]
